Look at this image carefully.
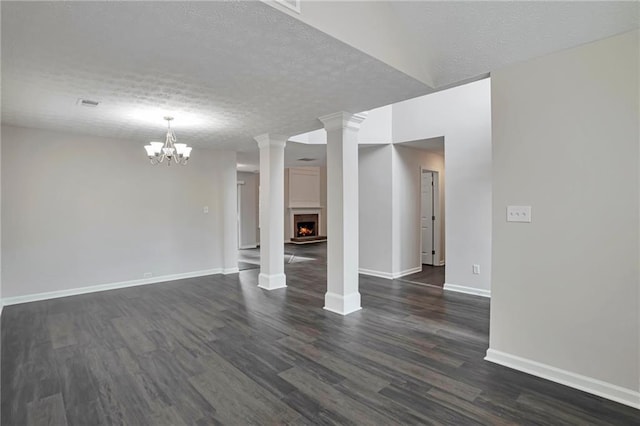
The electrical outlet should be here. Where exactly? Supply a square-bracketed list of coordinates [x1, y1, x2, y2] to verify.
[507, 205, 531, 223]
[203, 206, 209, 214]
[473, 264, 480, 275]
[143, 272, 152, 278]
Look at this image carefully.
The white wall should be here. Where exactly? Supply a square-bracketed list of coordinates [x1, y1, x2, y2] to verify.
[393, 79, 492, 296]
[359, 145, 393, 275]
[358, 105, 393, 144]
[0, 123, 2, 306]
[320, 165, 327, 236]
[391, 145, 445, 273]
[273, 1, 432, 86]
[237, 172, 259, 248]
[489, 30, 639, 404]
[1, 125, 236, 300]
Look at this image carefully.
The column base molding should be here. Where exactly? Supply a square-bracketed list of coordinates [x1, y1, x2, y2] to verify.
[258, 273, 287, 290]
[323, 291, 361, 315]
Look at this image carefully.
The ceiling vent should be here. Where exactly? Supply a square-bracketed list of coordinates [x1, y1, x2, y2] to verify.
[76, 98, 100, 107]
[297, 158, 316, 162]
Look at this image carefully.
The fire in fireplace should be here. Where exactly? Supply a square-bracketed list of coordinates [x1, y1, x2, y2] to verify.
[297, 222, 316, 238]
[293, 213, 319, 239]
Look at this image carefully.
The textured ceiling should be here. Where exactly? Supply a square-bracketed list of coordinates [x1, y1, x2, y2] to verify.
[0, 1, 430, 151]
[388, 1, 640, 88]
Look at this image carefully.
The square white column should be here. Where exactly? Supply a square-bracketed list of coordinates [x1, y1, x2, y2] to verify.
[319, 112, 367, 315]
[254, 134, 287, 290]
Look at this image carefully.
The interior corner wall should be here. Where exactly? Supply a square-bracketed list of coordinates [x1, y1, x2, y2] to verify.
[358, 145, 393, 276]
[237, 171, 259, 248]
[392, 78, 492, 294]
[391, 145, 445, 274]
[0, 124, 2, 306]
[1, 125, 231, 300]
[320, 165, 327, 236]
[280, 1, 432, 86]
[490, 30, 640, 400]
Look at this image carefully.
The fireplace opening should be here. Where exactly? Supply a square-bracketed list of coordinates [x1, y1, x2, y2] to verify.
[293, 213, 319, 239]
[296, 221, 316, 238]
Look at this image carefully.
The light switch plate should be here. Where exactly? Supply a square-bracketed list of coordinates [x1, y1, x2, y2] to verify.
[507, 205, 531, 223]
[203, 206, 209, 214]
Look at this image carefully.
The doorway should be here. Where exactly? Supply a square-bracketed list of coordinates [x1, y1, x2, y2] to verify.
[421, 169, 441, 266]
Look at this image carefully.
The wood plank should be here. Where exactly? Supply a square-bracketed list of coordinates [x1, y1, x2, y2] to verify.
[26, 393, 68, 426]
[188, 351, 301, 424]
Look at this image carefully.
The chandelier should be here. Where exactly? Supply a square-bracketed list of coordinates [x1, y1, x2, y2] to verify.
[144, 116, 192, 165]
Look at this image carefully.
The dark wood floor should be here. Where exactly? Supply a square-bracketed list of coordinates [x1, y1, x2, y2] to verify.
[401, 265, 445, 287]
[2, 243, 638, 425]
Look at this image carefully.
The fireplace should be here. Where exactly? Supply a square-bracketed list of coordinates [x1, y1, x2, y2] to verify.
[289, 209, 325, 244]
[293, 214, 318, 238]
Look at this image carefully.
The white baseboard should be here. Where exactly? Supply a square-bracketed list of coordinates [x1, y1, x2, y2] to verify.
[394, 266, 422, 279]
[439, 260, 446, 266]
[1, 268, 224, 306]
[324, 291, 361, 315]
[485, 349, 640, 409]
[359, 266, 422, 280]
[443, 283, 491, 298]
[239, 244, 258, 249]
[223, 267, 240, 275]
[359, 268, 394, 279]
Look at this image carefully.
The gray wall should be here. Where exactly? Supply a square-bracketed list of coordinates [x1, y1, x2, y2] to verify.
[392, 79, 492, 294]
[237, 172, 259, 248]
[2, 125, 233, 299]
[320, 166, 327, 236]
[490, 30, 639, 393]
[359, 145, 393, 273]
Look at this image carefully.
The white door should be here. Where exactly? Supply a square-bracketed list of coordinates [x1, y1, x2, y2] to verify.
[421, 172, 434, 265]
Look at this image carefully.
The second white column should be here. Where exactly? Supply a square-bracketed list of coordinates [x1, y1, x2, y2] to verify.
[319, 112, 367, 315]
[254, 134, 287, 290]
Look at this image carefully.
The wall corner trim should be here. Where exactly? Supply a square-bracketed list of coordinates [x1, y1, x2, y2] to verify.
[485, 349, 640, 409]
[443, 283, 491, 298]
[1, 268, 225, 306]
